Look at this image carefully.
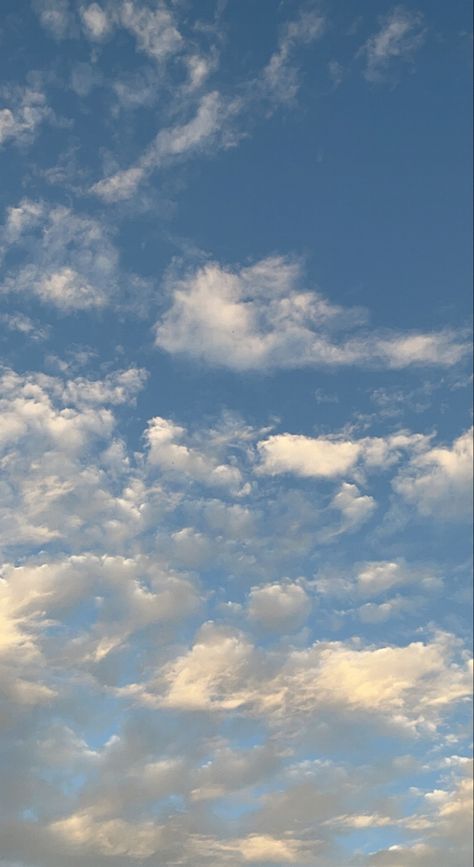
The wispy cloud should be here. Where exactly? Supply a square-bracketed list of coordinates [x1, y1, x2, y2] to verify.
[359, 6, 426, 82]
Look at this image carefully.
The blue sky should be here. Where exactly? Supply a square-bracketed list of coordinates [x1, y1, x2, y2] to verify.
[0, 2, 472, 865]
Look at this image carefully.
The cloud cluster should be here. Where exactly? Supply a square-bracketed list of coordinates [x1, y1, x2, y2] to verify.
[0, 362, 471, 866]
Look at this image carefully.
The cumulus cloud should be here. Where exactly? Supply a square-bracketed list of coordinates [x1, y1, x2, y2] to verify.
[0, 362, 471, 866]
[132, 623, 472, 733]
[154, 257, 468, 372]
[393, 428, 473, 520]
[256, 429, 429, 479]
[330, 482, 376, 528]
[145, 416, 244, 493]
[360, 6, 426, 82]
[247, 581, 310, 633]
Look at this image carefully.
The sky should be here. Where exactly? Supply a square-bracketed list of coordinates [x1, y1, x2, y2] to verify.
[0, 1, 472, 865]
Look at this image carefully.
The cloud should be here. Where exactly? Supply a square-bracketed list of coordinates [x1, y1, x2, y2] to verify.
[80, 3, 111, 40]
[256, 429, 429, 479]
[393, 428, 473, 521]
[261, 9, 326, 104]
[0, 312, 49, 340]
[193, 833, 314, 863]
[33, 0, 75, 38]
[154, 256, 469, 371]
[145, 416, 244, 493]
[0, 86, 53, 148]
[118, 0, 182, 62]
[366, 762, 473, 865]
[360, 6, 426, 82]
[330, 482, 376, 527]
[0, 199, 147, 311]
[92, 91, 238, 201]
[247, 582, 310, 633]
[136, 623, 472, 733]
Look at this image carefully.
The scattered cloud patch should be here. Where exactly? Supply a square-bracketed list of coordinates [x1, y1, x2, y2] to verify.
[359, 6, 426, 82]
[154, 257, 469, 371]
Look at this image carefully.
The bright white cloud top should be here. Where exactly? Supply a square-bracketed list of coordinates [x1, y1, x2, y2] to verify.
[0, 2, 472, 866]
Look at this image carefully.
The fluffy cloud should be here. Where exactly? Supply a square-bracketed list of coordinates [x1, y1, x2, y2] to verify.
[145, 416, 244, 493]
[80, 3, 111, 40]
[330, 483, 376, 528]
[154, 257, 468, 371]
[247, 581, 310, 632]
[393, 428, 473, 520]
[136, 623, 472, 733]
[256, 429, 429, 478]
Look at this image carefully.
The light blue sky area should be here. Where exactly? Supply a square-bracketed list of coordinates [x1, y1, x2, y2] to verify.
[0, 2, 472, 866]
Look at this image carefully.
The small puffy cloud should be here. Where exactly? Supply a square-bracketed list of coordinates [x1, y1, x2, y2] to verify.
[330, 483, 376, 528]
[0, 312, 49, 340]
[352, 560, 441, 601]
[256, 429, 428, 479]
[154, 256, 468, 372]
[33, 0, 75, 38]
[118, 0, 182, 62]
[357, 595, 414, 623]
[258, 434, 361, 478]
[393, 428, 473, 521]
[0, 87, 53, 148]
[360, 6, 426, 82]
[145, 416, 243, 492]
[247, 582, 310, 633]
[80, 3, 111, 40]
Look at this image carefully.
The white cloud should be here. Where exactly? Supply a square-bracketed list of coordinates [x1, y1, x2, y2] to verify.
[330, 483, 376, 528]
[360, 6, 426, 82]
[92, 91, 237, 202]
[138, 623, 472, 733]
[262, 10, 326, 104]
[0, 312, 49, 340]
[154, 257, 468, 371]
[393, 428, 473, 520]
[194, 833, 313, 863]
[118, 0, 182, 62]
[145, 416, 244, 492]
[256, 429, 429, 479]
[80, 3, 111, 40]
[0, 199, 146, 311]
[258, 434, 360, 478]
[49, 811, 166, 858]
[247, 582, 310, 633]
[0, 87, 52, 148]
